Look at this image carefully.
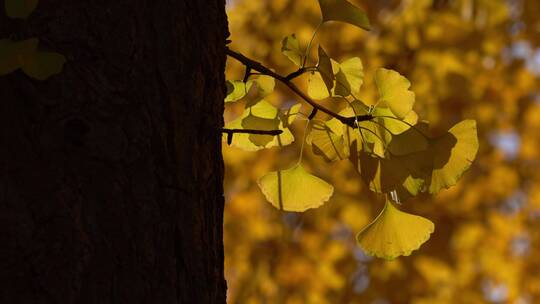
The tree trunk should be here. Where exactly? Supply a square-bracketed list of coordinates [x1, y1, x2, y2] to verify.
[0, 1, 227, 303]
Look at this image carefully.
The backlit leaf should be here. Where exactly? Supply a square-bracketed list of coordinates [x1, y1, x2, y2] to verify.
[428, 120, 478, 193]
[225, 80, 247, 103]
[224, 101, 296, 151]
[246, 75, 275, 103]
[258, 164, 334, 212]
[375, 68, 415, 119]
[318, 0, 371, 31]
[308, 71, 331, 100]
[355, 149, 429, 197]
[334, 57, 363, 96]
[307, 119, 348, 162]
[357, 199, 434, 259]
[281, 34, 303, 66]
[279, 103, 302, 128]
[318, 46, 334, 92]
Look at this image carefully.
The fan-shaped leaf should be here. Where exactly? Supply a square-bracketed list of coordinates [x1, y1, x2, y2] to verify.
[258, 164, 334, 212]
[224, 101, 296, 151]
[355, 150, 429, 197]
[318, 0, 371, 31]
[357, 199, 434, 259]
[246, 75, 275, 103]
[307, 119, 348, 162]
[281, 34, 303, 66]
[334, 57, 363, 96]
[225, 80, 247, 103]
[428, 120, 478, 193]
[375, 68, 415, 119]
[279, 103, 302, 128]
[317, 46, 334, 92]
[308, 71, 331, 100]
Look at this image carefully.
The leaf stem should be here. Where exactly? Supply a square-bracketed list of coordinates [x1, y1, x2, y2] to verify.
[303, 22, 322, 68]
[297, 119, 311, 164]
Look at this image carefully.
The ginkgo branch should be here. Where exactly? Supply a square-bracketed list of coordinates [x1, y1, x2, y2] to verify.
[222, 128, 283, 136]
[285, 67, 317, 80]
[225, 47, 372, 128]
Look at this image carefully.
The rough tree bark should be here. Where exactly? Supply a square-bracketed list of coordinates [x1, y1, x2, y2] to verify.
[1, 1, 228, 303]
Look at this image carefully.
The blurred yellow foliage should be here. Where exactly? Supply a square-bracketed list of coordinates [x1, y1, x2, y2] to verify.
[224, 0, 540, 302]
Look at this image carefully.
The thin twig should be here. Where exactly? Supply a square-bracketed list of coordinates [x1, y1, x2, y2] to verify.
[222, 128, 283, 136]
[225, 47, 372, 128]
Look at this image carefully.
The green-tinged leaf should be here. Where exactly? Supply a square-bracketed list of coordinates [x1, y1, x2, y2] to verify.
[317, 46, 334, 92]
[242, 100, 281, 146]
[308, 71, 330, 100]
[224, 100, 295, 151]
[357, 199, 434, 259]
[5, 0, 38, 19]
[307, 119, 348, 162]
[334, 57, 363, 96]
[258, 164, 334, 212]
[279, 103, 302, 128]
[246, 75, 275, 103]
[375, 68, 415, 119]
[428, 120, 478, 193]
[281, 34, 303, 66]
[21, 51, 66, 80]
[225, 80, 247, 103]
[342, 103, 418, 157]
[318, 0, 371, 31]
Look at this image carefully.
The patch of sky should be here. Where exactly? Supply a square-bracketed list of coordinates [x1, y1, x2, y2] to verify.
[489, 131, 521, 160]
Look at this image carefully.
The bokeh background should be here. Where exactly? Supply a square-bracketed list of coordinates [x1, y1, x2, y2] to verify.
[223, 0, 540, 303]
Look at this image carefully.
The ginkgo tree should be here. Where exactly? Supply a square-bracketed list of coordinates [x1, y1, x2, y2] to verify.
[223, 0, 478, 259]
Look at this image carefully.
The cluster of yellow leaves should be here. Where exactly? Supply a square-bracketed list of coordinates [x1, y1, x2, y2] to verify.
[224, 0, 540, 302]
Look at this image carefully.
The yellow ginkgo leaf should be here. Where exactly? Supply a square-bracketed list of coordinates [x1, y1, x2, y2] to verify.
[334, 57, 363, 96]
[308, 71, 331, 100]
[375, 68, 415, 119]
[258, 164, 334, 212]
[387, 121, 429, 156]
[318, 0, 371, 31]
[279, 103, 302, 128]
[307, 119, 348, 162]
[242, 100, 282, 147]
[246, 75, 275, 103]
[355, 150, 428, 197]
[356, 199, 434, 259]
[317, 46, 334, 93]
[224, 101, 296, 151]
[225, 80, 247, 103]
[281, 34, 303, 66]
[429, 119, 479, 193]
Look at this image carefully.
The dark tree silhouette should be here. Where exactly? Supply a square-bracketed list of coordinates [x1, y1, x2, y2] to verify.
[1, 1, 228, 303]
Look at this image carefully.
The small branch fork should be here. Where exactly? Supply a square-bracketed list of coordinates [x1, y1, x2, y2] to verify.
[222, 128, 283, 145]
[224, 47, 373, 128]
